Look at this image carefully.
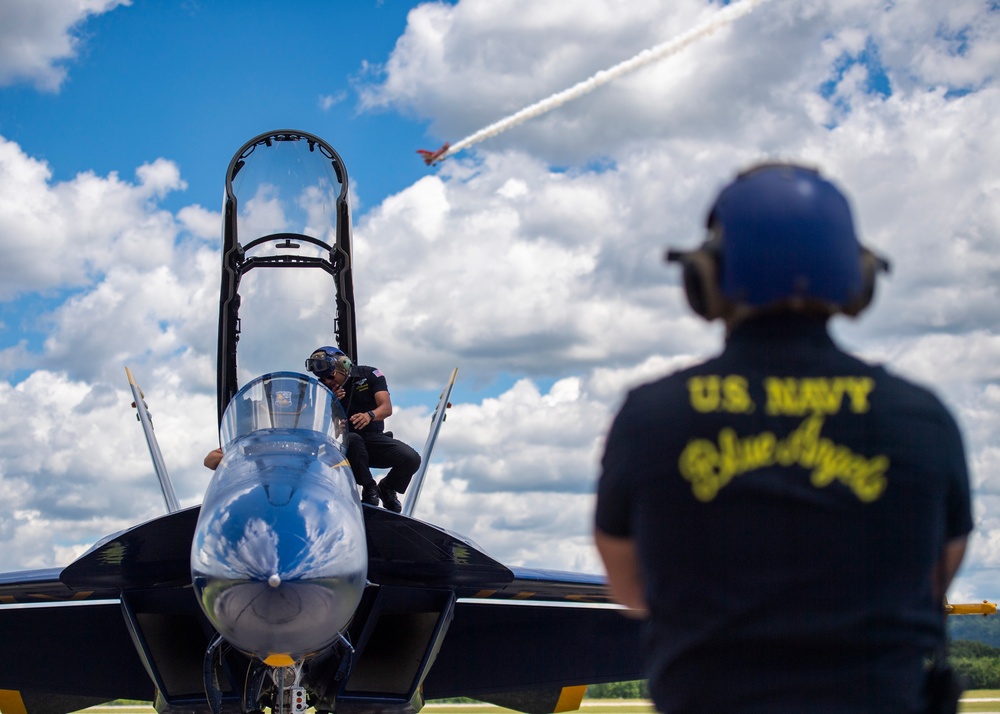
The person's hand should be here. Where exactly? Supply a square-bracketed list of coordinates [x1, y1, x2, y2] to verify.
[350, 412, 373, 430]
[204, 447, 223, 470]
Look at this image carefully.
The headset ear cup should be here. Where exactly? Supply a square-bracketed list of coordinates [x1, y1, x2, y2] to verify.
[682, 262, 710, 318]
[681, 250, 725, 320]
[843, 248, 885, 316]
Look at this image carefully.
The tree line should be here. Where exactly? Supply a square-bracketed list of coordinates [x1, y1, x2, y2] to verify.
[949, 640, 1000, 689]
[584, 681, 650, 699]
[586, 617, 1000, 696]
[581, 644, 1000, 696]
[947, 616, 1000, 689]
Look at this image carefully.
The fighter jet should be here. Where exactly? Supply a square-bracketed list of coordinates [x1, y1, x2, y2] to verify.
[0, 130, 644, 714]
[416, 143, 451, 165]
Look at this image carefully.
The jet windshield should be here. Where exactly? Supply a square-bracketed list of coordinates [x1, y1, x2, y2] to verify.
[220, 372, 347, 448]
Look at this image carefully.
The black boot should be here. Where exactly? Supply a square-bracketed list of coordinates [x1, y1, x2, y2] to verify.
[377, 480, 402, 513]
[361, 482, 380, 506]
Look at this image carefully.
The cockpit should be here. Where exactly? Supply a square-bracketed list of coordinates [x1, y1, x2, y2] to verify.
[219, 372, 348, 449]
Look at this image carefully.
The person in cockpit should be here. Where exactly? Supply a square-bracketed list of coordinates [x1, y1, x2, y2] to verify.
[306, 346, 420, 513]
[204, 368, 394, 506]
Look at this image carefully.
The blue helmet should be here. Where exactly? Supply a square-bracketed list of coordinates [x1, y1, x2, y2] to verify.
[668, 163, 888, 320]
[305, 346, 353, 378]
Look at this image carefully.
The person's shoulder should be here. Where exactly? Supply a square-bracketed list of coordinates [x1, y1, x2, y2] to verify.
[356, 365, 388, 381]
[807, 340, 954, 411]
[639, 352, 728, 386]
[622, 358, 718, 406]
[870, 361, 957, 413]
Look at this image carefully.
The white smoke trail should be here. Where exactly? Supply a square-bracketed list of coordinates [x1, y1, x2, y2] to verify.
[432, 0, 772, 162]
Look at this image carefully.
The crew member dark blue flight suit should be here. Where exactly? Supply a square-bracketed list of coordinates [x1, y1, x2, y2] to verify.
[307, 347, 421, 513]
[594, 164, 972, 713]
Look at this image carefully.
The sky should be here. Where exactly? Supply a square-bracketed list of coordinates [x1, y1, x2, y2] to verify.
[0, 0, 998, 603]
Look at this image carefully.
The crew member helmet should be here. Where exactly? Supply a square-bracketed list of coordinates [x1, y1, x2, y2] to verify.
[305, 346, 353, 379]
[667, 162, 888, 321]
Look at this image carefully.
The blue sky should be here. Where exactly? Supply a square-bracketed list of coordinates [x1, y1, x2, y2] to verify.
[1, 0, 999, 606]
[0, 1, 435, 216]
[0, 0, 451, 395]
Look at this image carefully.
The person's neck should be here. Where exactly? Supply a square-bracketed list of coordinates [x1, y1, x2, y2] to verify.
[726, 311, 830, 339]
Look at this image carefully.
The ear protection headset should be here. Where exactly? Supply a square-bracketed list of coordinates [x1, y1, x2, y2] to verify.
[306, 346, 352, 378]
[666, 232, 728, 321]
[666, 163, 889, 321]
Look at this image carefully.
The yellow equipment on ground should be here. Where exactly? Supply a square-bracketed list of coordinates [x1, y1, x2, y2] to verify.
[945, 600, 997, 616]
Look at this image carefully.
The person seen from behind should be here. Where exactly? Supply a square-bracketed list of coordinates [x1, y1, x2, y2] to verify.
[594, 163, 971, 713]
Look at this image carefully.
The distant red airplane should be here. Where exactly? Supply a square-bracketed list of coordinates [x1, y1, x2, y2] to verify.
[417, 142, 450, 165]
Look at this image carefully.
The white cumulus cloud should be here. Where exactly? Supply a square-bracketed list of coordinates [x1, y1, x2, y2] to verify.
[1, 0, 999, 609]
[0, 0, 131, 90]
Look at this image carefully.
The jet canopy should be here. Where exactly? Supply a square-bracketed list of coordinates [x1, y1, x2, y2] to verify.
[217, 130, 357, 424]
[220, 372, 348, 449]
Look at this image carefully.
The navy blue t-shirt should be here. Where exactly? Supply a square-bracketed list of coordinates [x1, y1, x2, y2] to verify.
[596, 315, 972, 713]
[337, 365, 388, 433]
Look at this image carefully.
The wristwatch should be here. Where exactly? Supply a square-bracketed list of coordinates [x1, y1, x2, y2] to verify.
[367, 410, 376, 420]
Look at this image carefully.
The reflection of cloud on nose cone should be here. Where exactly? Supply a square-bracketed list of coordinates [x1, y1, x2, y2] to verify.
[285, 498, 364, 580]
[194, 511, 282, 581]
[191, 426, 368, 661]
[235, 517, 280, 579]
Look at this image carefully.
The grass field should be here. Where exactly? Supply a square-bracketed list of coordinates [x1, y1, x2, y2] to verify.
[77, 695, 1000, 713]
[960, 690, 1000, 713]
[80, 702, 657, 714]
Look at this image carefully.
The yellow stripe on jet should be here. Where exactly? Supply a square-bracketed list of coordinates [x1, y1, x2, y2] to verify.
[554, 685, 587, 712]
[0, 689, 28, 714]
[0, 591, 96, 604]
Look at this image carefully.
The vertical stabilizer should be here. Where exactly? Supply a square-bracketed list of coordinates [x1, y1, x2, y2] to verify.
[125, 367, 180, 513]
[402, 368, 458, 518]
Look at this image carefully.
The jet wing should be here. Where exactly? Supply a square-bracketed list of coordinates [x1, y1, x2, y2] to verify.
[0, 508, 203, 711]
[334, 510, 644, 714]
[59, 505, 200, 590]
[0, 566, 153, 713]
[422, 567, 644, 712]
[0, 506, 643, 714]
[0, 567, 113, 605]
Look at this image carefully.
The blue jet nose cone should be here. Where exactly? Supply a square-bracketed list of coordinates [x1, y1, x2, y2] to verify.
[192, 430, 367, 661]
